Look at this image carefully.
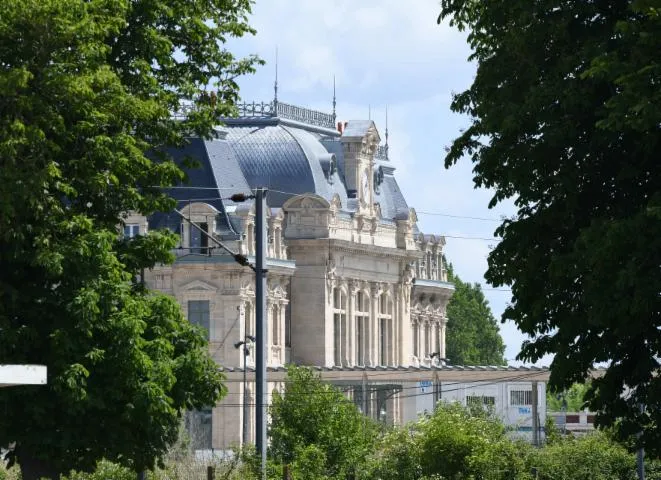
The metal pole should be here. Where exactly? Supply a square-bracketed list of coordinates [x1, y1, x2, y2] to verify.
[531, 381, 539, 447]
[638, 403, 645, 480]
[255, 188, 268, 479]
[242, 344, 248, 446]
[637, 445, 645, 480]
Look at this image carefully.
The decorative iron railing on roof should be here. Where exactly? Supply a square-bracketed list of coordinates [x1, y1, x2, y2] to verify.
[236, 101, 276, 117]
[375, 144, 389, 161]
[173, 98, 338, 131]
[236, 100, 336, 129]
[171, 101, 196, 120]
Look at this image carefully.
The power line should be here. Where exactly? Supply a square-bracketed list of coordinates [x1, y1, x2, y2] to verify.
[417, 211, 503, 222]
[155, 185, 507, 226]
[164, 253, 513, 292]
[222, 374, 548, 401]
[212, 370, 549, 407]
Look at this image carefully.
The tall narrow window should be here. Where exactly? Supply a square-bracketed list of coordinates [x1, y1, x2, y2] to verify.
[377, 293, 393, 366]
[413, 322, 419, 358]
[190, 221, 209, 253]
[185, 408, 212, 450]
[425, 323, 431, 357]
[426, 251, 432, 279]
[380, 318, 387, 366]
[272, 306, 279, 346]
[245, 302, 253, 337]
[285, 303, 291, 348]
[188, 300, 210, 339]
[332, 288, 346, 366]
[355, 291, 369, 366]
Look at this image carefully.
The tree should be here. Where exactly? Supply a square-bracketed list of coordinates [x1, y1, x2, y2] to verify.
[0, 0, 259, 478]
[439, 0, 661, 453]
[547, 382, 590, 413]
[268, 366, 378, 479]
[445, 264, 506, 366]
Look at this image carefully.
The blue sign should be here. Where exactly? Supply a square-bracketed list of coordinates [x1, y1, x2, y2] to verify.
[518, 407, 531, 414]
[419, 381, 433, 393]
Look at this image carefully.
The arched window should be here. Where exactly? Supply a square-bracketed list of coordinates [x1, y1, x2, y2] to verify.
[333, 288, 347, 366]
[355, 290, 370, 366]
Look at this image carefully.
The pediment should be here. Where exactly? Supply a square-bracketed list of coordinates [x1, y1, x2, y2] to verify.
[181, 280, 217, 292]
[282, 194, 330, 211]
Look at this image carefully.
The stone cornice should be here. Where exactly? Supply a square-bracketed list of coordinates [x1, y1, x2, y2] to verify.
[286, 238, 421, 260]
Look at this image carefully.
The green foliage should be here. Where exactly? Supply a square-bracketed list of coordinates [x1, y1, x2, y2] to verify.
[439, 0, 661, 453]
[417, 402, 515, 479]
[268, 366, 378, 479]
[547, 383, 589, 412]
[62, 460, 134, 480]
[362, 427, 422, 480]
[0, 0, 259, 477]
[445, 265, 506, 366]
[527, 432, 637, 480]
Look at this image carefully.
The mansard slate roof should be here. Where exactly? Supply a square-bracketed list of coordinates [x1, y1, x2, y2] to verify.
[157, 103, 411, 233]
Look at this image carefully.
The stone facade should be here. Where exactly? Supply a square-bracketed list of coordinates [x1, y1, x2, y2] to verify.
[131, 102, 456, 450]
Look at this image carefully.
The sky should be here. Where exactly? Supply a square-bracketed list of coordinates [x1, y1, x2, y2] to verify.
[227, 0, 549, 366]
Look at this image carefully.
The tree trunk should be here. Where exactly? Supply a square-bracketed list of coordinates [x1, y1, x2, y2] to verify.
[17, 446, 61, 480]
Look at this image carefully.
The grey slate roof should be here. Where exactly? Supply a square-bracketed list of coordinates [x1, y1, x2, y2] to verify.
[149, 109, 413, 235]
[148, 138, 243, 238]
[342, 119, 379, 140]
[225, 125, 315, 207]
[374, 165, 410, 221]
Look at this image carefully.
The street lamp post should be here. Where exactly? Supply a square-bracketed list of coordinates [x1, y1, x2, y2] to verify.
[234, 335, 256, 446]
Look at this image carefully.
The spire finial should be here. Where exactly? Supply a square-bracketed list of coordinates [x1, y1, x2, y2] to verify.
[273, 47, 279, 108]
[332, 75, 336, 122]
[368, 104, 371, 120]
[385, 105, 389, 160]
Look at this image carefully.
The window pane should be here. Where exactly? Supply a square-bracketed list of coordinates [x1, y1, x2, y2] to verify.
[334, 313, 341, 366]
[285, 305, 291, 348]
[510, 390, 532, 405]
[124, 224, 139, 238]
[356, 317, 364, 366]
[379, 318, 387, 366]
[185, 408, 212, 450]
[272, 307, 279, 346]
[188, 300, 210, 339]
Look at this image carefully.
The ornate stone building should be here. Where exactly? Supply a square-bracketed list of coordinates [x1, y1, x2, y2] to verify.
[130, 100, 456, 449]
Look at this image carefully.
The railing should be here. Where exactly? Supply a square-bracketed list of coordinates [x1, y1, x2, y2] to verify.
[171, 102, 197, 120]
[236, 100, 336, 129]
[375, 144, 389, 160]
[236, 101, 276, 117]
[174, 97, 362, 132]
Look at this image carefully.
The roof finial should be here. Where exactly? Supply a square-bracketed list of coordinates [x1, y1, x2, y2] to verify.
[332, 75, 336, 123]
[273, 46, 279, 108]
[385, 105, 390, 160]
[368, 104, 371, 120]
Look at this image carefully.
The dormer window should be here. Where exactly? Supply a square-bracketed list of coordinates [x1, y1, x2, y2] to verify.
[124, 224, 140, 238]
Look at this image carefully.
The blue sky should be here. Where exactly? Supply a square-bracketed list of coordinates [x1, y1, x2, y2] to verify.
[228, 0, 549, 366]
